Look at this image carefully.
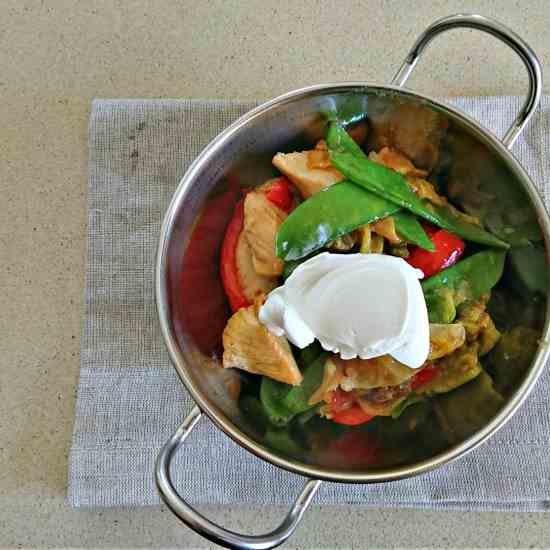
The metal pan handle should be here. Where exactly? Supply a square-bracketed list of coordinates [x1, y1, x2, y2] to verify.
[155, 406, 322, 550]
[391, 13, 542, 150]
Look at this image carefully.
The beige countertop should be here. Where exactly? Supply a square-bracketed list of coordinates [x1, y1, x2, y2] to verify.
[2, 1, 549, 547]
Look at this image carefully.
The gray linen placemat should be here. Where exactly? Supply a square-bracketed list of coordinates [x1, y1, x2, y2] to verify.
[69, 96, 550, 510]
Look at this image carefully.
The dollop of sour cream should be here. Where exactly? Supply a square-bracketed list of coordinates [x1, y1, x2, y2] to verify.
[259, 252, 430, 369]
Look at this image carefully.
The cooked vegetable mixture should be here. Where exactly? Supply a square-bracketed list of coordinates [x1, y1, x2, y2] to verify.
[211, 104, 546, 465]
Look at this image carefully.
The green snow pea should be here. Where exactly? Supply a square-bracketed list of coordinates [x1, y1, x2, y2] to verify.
[392, 211, 435, 251]
[422, 249, 506, 301]
[276, 181, 400, 260]
[327, 123, 434, 251]
[329, 151, 509, 249]
[260, 352, 327, 427]
[326, 122, 367, 158]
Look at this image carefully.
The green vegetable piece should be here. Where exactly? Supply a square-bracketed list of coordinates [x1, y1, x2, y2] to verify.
[424, 288, 457, 323]
[487, 325, 540, 394]
[429, 202, 510, 249]
[419, 354, 482, 396]
[326, 122, 367, 158]
[392, 211, 435, 251]
[260, 378, 295, 427]
[421, 249, 506, 301]
[328, 124, 434, 252]
[260, 354, 327, 426]
[329, 151, 509, 249]
[391, 393, 425, 419]
[239, 396, 269, 433]
[265, 428, 304, 455]
[330, 150, 425, 210]
[434, 371, 504, 444]
[509, 246, 549, 296]
[276, 181, 399, 260]
[298, 341, 324, 367]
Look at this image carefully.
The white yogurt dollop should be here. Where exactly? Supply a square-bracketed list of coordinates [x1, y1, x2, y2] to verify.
[259, 252, 429, 368]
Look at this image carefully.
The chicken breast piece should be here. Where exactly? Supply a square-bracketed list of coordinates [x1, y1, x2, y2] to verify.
[338, 355, 416, 391]
[369, 147, 428, 178]
[222, 305, 303, 386]
[428, 323, 466, 360]
[235, 230, 277, 301]
[243, 190, 286, 277]
[272, 150, 343, 198]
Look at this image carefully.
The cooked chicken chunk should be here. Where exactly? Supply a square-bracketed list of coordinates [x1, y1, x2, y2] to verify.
[457, 299, 491, 341]
[308, 358, 343, 406]
[337, 355, 416, 391]
[370, 147, 482, 226]
[336, 323, 465, 392]
[369, 147, 428, 178]
[478, 317, 501, 356]
[235, 231, 277, 301]
[272, 146, 343, 198]
[243, 189, 286, 277]
[428, 323, 466, 360]
[222, 305, 303, 385]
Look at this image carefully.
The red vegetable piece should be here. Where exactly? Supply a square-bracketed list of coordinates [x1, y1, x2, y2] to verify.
[410, 362, 440, 390]
[265, 177, 293, 213]
[220, 199, 250, 312]
[329, 389, 375, 426]
[332, 404, 375, 426]
[329, 388, 355, 414]
[406, 227, 465, 278]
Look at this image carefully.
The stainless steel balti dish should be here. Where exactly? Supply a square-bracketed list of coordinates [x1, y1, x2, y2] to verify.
[154, 14, 548, 550]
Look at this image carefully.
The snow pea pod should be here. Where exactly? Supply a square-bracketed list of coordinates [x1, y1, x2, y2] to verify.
[326, 122, 367, 158]
[393, 211, 435, 251]
[330, 151, 509, 249]
[260, 352, 327, 427]
[421, 249, 506, 300]
[327, 123, 434, 251]
[276, 181, 400, 260]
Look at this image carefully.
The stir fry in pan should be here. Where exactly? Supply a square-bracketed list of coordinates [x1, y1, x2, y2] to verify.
[185, 103, 546, 466]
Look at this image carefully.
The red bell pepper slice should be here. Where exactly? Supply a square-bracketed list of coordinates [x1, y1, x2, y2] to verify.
[332, 404, 375, 426]
[220, 199, 250, 312]
[410, 362, 440, 390]
[329, 388, 375, 426]
[406, 224, 465, 278]
[265, 177, 293, 213]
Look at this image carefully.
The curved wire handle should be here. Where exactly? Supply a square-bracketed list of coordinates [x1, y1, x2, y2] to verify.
[391, 13, 543, 149]
[155, 406, 322, 550]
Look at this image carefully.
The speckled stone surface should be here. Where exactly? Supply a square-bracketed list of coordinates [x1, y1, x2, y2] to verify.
[2, 1, 550, 547]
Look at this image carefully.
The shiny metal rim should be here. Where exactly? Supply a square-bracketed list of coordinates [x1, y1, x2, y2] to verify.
[155, 81, 550, 484]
